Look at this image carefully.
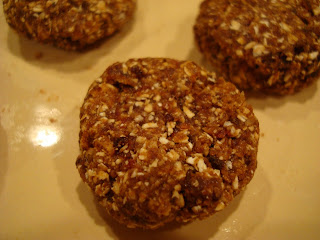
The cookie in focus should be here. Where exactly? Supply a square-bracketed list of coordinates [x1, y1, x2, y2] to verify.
[76, 58, 260, 229]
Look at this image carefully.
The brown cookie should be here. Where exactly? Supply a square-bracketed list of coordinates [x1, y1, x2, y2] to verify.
[3, 0, 136, 50]
[76, 58, 259, 229]
[194, 0, 320, 95]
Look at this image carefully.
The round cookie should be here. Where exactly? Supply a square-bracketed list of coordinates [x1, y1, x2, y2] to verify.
[76, 58, 259, 229]
[194, 0, 320, 95]
[3, 0, 136, 50]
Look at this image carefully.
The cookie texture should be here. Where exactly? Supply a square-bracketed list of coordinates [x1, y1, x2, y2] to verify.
[76, 58, 259, 229]
[3, 0, 136, 50]
[194, 0, 320, 95]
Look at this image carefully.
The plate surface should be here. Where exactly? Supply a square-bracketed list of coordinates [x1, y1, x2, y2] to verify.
[1, 1, 320, 239]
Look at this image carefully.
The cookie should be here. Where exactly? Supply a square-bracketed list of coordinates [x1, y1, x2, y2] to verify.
[194, 0, 320, 95]
[76, 58, 259, 229]
[3, 0, 136, 50]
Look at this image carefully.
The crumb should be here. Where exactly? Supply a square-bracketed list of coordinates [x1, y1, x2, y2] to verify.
[1, 106, 11, 113]
[39, 89, 46, 94]
[47, 95, 59, 102]
[35, 52, 43, 59]
[49, 118, 57, 123]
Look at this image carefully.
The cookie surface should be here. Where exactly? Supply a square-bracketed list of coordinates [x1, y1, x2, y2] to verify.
[3, 0, 136, 50]
[194, 0, 320, 95]
[76, 58, 259, 229]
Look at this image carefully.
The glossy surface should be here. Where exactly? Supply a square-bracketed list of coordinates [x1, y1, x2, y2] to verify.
[1, 1, 320, 239]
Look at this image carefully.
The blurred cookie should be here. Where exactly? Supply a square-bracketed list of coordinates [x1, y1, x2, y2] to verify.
[194, 0, 320, 95]
[76, 58, 259, 229]
[3, 0, 136, 50]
